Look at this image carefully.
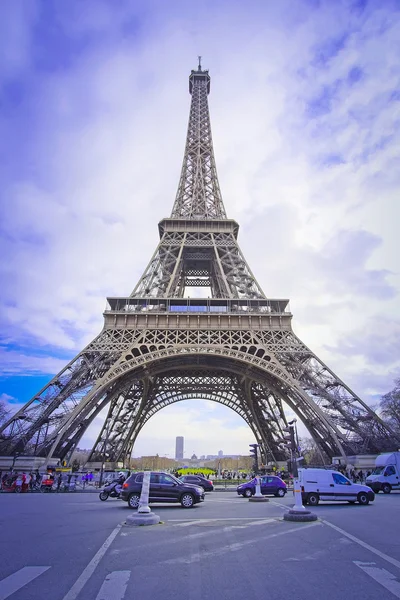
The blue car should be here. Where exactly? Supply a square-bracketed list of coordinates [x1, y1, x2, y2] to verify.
[237, 476, 287, 498]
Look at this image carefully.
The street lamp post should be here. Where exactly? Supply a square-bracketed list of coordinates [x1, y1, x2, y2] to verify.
[283, 420, 304, 510]
[11, 452, 21, 473]
[282, 420, 317, 522]
[99, 420, 111, 487]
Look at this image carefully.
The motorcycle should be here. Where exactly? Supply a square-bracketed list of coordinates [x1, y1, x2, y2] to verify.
[99, 481, 122, 501]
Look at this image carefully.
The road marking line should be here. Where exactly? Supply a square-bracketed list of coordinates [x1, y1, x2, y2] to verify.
[227, 519, 276, 530]
[323, 520, 400, 572]
[270, 500, 289, 509]
[354, 561, 400, 598]
[0, 566, 50, 600]
[95, 571, 130, 600]
[175, 519, 278, 541]
[175, 517, 275, 528]
[164, 521, 321, 564]
[175, 519, 217, 527]
[62, 524, 122, 600]
[169, 517, 280, 523]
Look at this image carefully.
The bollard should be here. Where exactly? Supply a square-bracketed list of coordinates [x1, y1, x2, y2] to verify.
[283, 479, 317, 522]
[249, 476, 269, 502]
[126, 471, 161, 526]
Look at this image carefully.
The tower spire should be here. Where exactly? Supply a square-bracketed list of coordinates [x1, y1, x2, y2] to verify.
[170, 62, 227, 219]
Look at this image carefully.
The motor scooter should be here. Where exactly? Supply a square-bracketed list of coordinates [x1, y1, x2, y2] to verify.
[99, 480, 122, 501]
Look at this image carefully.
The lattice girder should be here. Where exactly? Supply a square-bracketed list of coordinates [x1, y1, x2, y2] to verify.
[132, 228, 266, 299]
[0, 342, 122, 456]
[2, 63, 398, 466]
[171, 67, 226, 220]
[89, 368, 291, 466]
[2, 319, 397, 461]
[29, 336, 389, 463]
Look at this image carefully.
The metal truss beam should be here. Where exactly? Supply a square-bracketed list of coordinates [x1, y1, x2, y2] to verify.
[1, 63, 397, 467]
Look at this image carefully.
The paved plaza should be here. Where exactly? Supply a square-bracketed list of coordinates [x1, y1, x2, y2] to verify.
[1, 490, 400, 599]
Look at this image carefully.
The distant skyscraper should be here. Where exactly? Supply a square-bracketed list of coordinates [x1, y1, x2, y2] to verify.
[175, 436, 184, 460]
[218, 450, 223, 458]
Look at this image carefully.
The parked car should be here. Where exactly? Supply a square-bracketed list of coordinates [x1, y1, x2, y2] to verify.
[237, 476, 287, 498]
[121, 472, 205, 509]
[179, 475, 214, 491]
[299, 468, 375, 505]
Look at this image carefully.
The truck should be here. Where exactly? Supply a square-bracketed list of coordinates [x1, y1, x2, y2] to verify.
[365, 452, 400, 494]
[299, 468, 374, 505]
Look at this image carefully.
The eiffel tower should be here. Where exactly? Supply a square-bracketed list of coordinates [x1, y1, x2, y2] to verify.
[1, 60, 397, 467]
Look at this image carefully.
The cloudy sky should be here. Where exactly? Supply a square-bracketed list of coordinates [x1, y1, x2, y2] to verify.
[0, 0, 399, 459]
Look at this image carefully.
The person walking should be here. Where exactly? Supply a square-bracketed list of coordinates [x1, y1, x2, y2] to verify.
[23, 472, 30, 493]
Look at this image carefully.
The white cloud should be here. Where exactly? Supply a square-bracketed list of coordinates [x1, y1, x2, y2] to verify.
[1, 0, 399, 454]
[0, 348, 67, 377]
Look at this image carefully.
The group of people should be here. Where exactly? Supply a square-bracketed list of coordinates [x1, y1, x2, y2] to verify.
[0, 470, 98, 493]
[335, 466, 371, 483]
[1, 470, 43, 492]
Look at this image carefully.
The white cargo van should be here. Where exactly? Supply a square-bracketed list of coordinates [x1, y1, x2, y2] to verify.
[299, 468, 375, 506]
[366, 452, 400, 494]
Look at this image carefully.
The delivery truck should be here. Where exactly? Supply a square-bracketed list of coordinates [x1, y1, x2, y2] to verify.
[365, 452, 400, 493]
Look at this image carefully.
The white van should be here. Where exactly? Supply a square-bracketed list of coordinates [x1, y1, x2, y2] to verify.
[366, 452, 400, 494]
[299, 468, 375, 506]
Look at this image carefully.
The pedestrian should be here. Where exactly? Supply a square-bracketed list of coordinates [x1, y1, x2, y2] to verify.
[358, 470, 364, 483]
[57, 472, 62, 491]
[23, 472, 30, 493]
[15, 472, 23, 491]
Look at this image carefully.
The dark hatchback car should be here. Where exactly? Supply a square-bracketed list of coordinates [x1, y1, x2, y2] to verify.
[121, 472, 205, 509]
[179, 475, 214, 491]
[237, 476, 287, 498]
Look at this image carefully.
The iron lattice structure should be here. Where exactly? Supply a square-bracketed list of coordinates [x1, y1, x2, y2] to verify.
[1, 62, 398, 467]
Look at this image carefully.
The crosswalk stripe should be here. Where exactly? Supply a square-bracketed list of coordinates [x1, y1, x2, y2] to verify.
[0, 566, 50, 600]
[354, 562, 400, 598]
[62, 524, 122, 600]
[96, 571, 131, 600]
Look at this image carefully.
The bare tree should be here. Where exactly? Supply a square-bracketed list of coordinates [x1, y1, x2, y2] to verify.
[380, 378, 400, 432]
[299, 437, 327, 466]
[0, 399, 9, 426]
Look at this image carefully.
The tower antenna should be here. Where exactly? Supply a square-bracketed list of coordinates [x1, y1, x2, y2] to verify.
[198, 55, 202, 70]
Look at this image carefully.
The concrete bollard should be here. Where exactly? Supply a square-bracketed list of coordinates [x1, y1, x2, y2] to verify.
[249, 476, 269, 502]
[283, 479, 317, 522]
[126, 471, 161, 526]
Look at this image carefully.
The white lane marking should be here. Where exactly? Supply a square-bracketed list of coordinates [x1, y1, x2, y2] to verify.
[0, 566, 50, 600]
[323, 520, 400, 572]
[229, 518, 276, 529]
[95, 571, 130, 600]
[174, 519, 277, 541]
[354, 562, 400, 598]
[174, 518, 276, 529]
[62, 524, 122, 600]
[169, 517, 280, 523]
[164, 521, 321, 564]
[270, 500, 289, 509]
[175, 519, 218, 527]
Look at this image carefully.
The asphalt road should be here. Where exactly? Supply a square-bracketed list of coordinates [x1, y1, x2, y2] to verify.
[1, 489, 400, 600]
